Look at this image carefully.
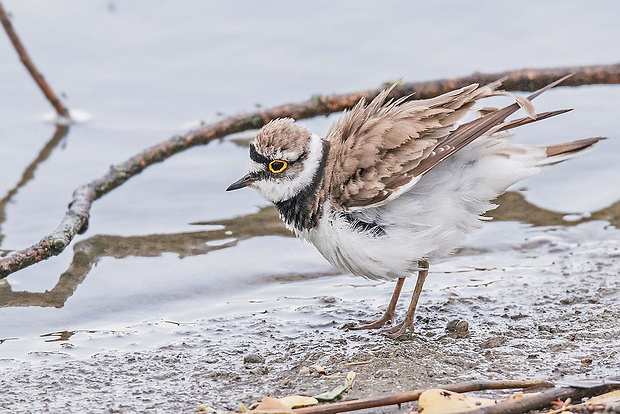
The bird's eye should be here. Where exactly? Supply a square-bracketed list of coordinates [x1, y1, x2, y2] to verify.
[268, 159, 288, 173]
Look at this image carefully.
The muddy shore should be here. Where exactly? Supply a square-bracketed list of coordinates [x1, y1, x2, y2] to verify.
[2, 220, 619, 412]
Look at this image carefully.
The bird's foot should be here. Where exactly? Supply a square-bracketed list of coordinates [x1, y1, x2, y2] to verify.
[350, 311, 395, 330]
[381, 320, 414, 339]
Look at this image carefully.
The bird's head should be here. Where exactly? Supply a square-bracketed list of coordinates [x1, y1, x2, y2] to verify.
[226, 118, 325, 204]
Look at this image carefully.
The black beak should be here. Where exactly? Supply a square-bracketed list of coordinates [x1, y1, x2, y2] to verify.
[226, 173, 255, 191]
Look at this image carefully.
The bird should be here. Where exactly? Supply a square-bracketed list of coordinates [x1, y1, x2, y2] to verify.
[226, 75, 604, 338]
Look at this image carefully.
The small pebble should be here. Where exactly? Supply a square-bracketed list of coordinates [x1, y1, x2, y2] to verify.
[480, 336, 507, 349]
[313, 365, 326, 375]
[243, 353, 264, 364]
[249, 366, 268, 375]
[446, 319, 469, 336]
[560, 297, 576, 305]
[374, 368, 399, 378]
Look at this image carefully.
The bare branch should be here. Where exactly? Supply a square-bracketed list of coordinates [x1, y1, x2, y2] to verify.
[0, 1, 70, 119]
[467, 382, 620, 414]
[1, 63, 619, 278]
[292, 379, 552, 414]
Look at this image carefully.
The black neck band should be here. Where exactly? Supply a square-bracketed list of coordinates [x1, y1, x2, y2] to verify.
[276, 140, 330, 230]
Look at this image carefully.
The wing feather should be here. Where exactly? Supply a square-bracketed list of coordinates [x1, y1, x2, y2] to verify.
[324, 75, 573, 211]
[324, 82, 497, 210]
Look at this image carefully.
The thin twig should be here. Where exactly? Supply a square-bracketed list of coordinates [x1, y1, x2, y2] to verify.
[0, 63, 619, 278]
[0, 1, 70, 118]
[292, 379, 552, 414]
[467, 383, 620, 414]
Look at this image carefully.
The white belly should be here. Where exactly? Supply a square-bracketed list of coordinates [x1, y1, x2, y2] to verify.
[296, 138, 546, 280]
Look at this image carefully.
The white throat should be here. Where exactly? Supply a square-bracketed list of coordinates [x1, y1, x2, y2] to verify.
[253, 134, 324, 203]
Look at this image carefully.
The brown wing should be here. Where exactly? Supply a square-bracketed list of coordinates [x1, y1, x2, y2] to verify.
[404, 74, 572, 179]
[324, 75, 572, 211]
[324, 81, 499, 210]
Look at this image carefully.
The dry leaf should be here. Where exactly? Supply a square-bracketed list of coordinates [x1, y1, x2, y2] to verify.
[313, 371, 356, 402]
[345, 371, 356, 387]
[194, 403, 216, 412]
[587, 389, 620, 405]
[314, 384, 348, 402]
[417, 389, 496, 414]
[277, 396, 318, 409]
[251, 397, 293, 414]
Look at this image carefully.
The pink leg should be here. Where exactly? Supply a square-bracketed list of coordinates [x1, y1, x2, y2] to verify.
[383, 261, 429, 339]
[351, 277, 405, 330]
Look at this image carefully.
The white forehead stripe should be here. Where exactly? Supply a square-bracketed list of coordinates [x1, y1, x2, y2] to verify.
[275, 149, 301, 160]
[249, 159, 264, 173]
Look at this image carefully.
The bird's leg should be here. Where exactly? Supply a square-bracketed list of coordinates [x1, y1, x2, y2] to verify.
[383, 260, 429, 339]
[351, 277, 405, 330]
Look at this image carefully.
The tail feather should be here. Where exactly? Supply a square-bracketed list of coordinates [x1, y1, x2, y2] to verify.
[540, 137, 606, 166]
[492, 109, 573, 134]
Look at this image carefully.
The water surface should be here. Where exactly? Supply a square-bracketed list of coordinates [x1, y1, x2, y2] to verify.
[0, 1, 619, 411]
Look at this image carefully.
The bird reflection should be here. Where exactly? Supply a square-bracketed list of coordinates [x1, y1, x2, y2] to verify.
[0, 193, 618, 309]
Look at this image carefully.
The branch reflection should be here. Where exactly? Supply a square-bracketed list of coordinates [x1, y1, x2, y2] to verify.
[0, 125, 70, 248]
[1, 193, 617, 309]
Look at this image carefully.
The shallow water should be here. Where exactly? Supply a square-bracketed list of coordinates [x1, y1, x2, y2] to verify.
[1, 1, 619, 412]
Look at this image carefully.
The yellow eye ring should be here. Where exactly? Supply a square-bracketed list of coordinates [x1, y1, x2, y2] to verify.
[268, 159, 288, 173]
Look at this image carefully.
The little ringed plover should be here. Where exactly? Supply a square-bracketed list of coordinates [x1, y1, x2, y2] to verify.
[227, 75, 604, 338]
